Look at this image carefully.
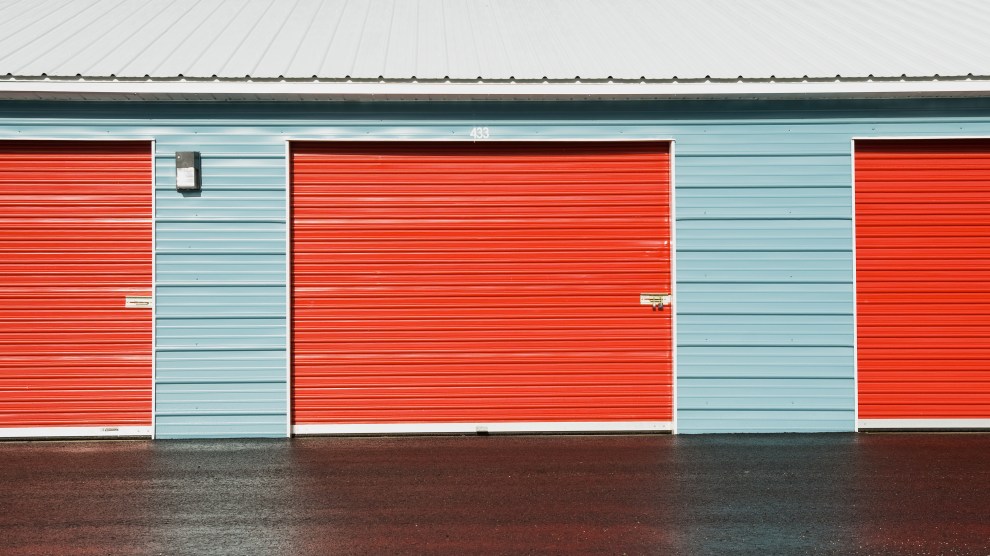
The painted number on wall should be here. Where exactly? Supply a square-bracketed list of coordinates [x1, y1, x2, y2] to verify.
[469, 127, 491, 140]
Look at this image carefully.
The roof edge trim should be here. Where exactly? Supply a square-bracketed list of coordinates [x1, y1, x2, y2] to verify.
[2, 79, 990, 99]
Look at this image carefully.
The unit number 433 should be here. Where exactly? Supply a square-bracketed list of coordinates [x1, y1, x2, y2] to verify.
[469, 126, 491, 140]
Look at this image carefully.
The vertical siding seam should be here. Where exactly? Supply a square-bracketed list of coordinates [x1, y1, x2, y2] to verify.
[670, 139, 679, 434]
[284, 138, 292, 437]
[150, 139, 157, 439]
[850, 137, 859, 431]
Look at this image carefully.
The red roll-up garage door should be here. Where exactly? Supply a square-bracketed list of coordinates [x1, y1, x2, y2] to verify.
[856, 139, 990, 429]
[0, 141, 153, 437]
[291, 141, 672, 433]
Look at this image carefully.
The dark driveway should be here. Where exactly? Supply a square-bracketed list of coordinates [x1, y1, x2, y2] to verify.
[1, 433, 988, 555]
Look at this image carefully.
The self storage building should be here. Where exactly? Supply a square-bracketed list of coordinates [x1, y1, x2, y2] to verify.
[1, 0, 990, 439]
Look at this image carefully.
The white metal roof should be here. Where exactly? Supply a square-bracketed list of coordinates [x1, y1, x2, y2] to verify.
[1, 0, 990, 99]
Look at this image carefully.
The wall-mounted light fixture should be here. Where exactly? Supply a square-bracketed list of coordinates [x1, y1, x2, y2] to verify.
[175, 151, 201, 192]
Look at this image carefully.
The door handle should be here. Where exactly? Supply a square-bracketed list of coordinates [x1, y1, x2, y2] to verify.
[125, 296, 154, 308]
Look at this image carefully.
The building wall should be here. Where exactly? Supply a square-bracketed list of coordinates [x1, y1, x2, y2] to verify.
[1, 98, 989, 437]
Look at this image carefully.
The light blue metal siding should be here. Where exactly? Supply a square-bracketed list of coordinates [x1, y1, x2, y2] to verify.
[153, 141, 287, 438]
[1, 99, 990, 437]
[675, 129, 855, 433]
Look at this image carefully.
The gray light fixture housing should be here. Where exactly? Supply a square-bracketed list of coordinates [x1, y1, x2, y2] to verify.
[175, 151, 201, 192]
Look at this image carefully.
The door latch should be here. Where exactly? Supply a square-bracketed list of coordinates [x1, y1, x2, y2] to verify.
[639, 293, 671, 311]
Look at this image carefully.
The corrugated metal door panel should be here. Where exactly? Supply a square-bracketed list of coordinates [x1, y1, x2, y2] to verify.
[856, 139, 990, 419]
[0, 141, 152, 428]
[291, 141, 671, 425]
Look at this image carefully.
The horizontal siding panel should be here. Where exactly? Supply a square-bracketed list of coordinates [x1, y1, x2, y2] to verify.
[155, 350, 285, 383]
[154, 286, 285, 318]
[677, 239, 848, 250]
[157, 191, 286, 221]
[679, 313, 853, 347]
[679, 333, 850, 347]
[677, 157, 849, 175]
[678, 249, 851, 261]
[680, 397, 852, 411]
[157, 382, 285, 413]
[677, 410, 852, 433]
[677, 302, 850, 315]
[676, 144, 853, 156]
[680, 365, 853, 380]
[680, 293, 851, 310]
[678, 252, 852, 282]
[157, 220, 285, 234]
[677, 189, 850, 219]
[675, 175, 848, 188]
[678, 345, 853, 382]
[677, 224, 851, 251]
[678, 165, 849, 183]
[154, 414, 286, 439]
[156, 253, 285, 284]
[151, 142, 285, 155]
[678, 269, 851, 283]
[159, 240, 285, 255]
[157, 318, 285, 349]
[679, 282, 852, 294]
[156, 221, 285, 253]
[679, 313, 853, 326]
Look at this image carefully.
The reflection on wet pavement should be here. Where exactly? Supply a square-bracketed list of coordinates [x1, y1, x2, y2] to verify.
[0, 434, 988, 555]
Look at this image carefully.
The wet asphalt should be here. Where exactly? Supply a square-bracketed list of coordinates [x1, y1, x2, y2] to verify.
[0, 433, 988, 556]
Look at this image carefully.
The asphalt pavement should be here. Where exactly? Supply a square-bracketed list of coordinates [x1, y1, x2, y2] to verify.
[1, 433, 988, 555]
